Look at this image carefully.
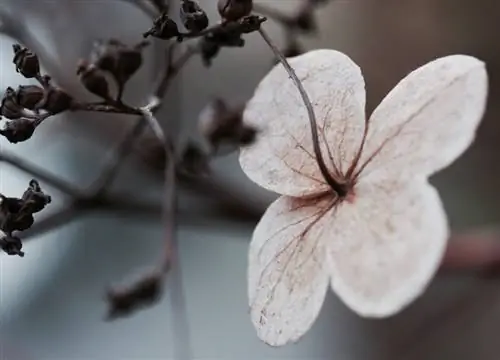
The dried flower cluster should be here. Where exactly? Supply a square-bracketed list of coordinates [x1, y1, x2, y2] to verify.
[0, 180, 51, 257]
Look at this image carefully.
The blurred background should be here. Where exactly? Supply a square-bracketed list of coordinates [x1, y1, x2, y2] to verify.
[1, 0, 500, 359]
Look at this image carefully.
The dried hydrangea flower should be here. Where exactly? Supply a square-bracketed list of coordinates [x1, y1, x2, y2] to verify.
[239, 49, 488, 346]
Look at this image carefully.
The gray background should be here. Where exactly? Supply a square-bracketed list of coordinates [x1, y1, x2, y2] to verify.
[1, 0, 500, 359]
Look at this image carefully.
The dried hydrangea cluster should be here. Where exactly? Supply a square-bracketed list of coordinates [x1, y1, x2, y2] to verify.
[239, 49, 488, 345]
[0, 180, 51, 257]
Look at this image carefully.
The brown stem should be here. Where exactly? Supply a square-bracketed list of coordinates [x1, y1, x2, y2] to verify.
[87, 118, 148, 196]
[258, 27, 347, 197]
[154, 44, 198, 101]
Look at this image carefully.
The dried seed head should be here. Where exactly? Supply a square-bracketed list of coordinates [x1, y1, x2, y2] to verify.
[12, 43, 40, 78]
[218, 0, 253, 22]
[21, 179, 51, 214]
[76, 59, 112, 101]
[143, 13, 180, 40]
[0, 234, 24, 257]
[237, 15, 266, 34]
[178, 142, 211, 176]
[91, 39, 149, 86]
[180, 0, 209, 33]
[39, 85, 74, 115]
[198, 98, 256, 153]
[1, 87, 25, 120]
[0, 118, 37, 144]
[16, 85, 45, 110]
[294, 9, 317, 33]
[0, 196, 35, 233]
[105, 271, 163, 320]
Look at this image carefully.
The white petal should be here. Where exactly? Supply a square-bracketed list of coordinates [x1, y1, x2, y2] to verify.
[240, 49, 366, 197]
[248, 194, 335, 346]
[328, 179, 448, 317]
[355, 55, 488, 182]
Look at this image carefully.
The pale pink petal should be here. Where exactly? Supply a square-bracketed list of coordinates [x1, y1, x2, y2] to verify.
[240, 49, 366, 197]
[355, 55, 487, 183]
[327, 179, 448, 317]
[248, 194, 336, 346]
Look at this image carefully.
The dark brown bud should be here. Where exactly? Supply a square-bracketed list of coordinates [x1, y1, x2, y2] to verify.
[76, 60, 112, 101]
[1, 87, 24, 119]
[91, 39, 149, 86]
[178, 142, 211, 176]
[217, 0, 253, 22]
[237, 15, 266, 34]
[39, 86, 74, 114]
[105, 271, 163, 320]
[16, 85, 45, 110]
[12, 44, 40, 78]
[295, 9, 317, 33]
[0, 234, 24, 257]
[198, 98, 256, 153]
[180, 0, 209, 33]
[0, 118, 37, 144]
[22, 179, 51, 214]
[143, 13, 180, 40]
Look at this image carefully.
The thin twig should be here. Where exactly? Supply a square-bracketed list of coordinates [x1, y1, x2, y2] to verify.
[87, 118, 148, 196]
[21, 205, 83, 240]
[258, 27, 347, 196]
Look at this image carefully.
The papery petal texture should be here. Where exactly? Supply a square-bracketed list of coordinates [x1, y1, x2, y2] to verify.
[356, 55, 488, 183]
[327, 179, 448, 317]
[240, 49, 366, 197]
[248, 195, 336, 346]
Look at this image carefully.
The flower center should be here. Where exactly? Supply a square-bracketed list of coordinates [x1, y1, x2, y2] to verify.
[333, 179, 354, 200]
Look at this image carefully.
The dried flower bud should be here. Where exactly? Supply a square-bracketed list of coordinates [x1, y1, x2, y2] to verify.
[0, 118, 37, 144]
[22, 179, 51, 214]
[76, 60, 112, 101]
[0, 234, 24, 257]
[0, 195, 34, 233]
[295, 9, 317, 33]
[40, 86, 74, 114]
[198, 98, 256, 153]
[180, 0, 209, 33]
[12, 44, 40, 78]
[236, 125, 257, 145]
[91, 39, 149, 86]
[143, 13, 180, 40]
[237, 15, 266, 34]
[1, 87, 24, 119]
[16, 85, 45, 110]
[218, 0, 253, 22]
[105, 271, 163, 320]
[178, 142, 211, 176]
[200, 38, 221, 66]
